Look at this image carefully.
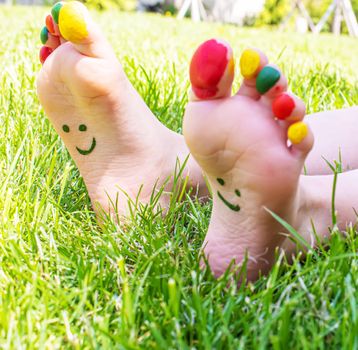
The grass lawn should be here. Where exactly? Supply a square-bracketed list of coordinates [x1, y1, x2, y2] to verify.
[0, 5, 358, 349]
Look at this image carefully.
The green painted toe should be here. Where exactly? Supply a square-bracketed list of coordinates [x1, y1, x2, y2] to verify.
[51, 2, 63, 24]
[40, 26, 48, 45]
[256, 66, 281, 94]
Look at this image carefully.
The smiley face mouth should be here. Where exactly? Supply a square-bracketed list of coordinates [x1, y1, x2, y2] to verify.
[76, 137, 96, 155]
[217, 190, 241, 212]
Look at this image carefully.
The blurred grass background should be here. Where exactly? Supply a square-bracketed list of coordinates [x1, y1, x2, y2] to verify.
[0, 5, 357, 349]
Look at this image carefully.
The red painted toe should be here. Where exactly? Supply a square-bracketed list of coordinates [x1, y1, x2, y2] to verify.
[272, 93, 295, 120]
[39, 46, 53, 64]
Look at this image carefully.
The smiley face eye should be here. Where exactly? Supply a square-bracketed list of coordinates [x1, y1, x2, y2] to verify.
[62, 125, 70, 133]
[79, 124, 87, 132]
[217, 178, 225, 186]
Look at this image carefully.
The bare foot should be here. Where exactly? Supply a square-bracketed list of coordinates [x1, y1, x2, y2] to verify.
[37, 2, 206, 217]
[183, 40, 314, 281]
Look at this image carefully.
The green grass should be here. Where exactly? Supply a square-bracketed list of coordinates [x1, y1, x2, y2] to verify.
[0, 5, 358, 349]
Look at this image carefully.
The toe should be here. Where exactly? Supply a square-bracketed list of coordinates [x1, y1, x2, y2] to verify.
[272, 92, 306, 122]
[237, 50, 287, 101]
[39, 13, 61, 64]
[56, 1, 89, 44]
[53, 1, 114, 59]
[40, 26, 61, 50]
[272, 92, 308, 154]
[39, 46, 53, 65]
[269, 90, 310, 159]
[257, 64, 288, 100]
[45, 14, 59, 36]
[237, 48, 268, 100]
[189, 39, 235, 101]
[288, 121, 314, 160]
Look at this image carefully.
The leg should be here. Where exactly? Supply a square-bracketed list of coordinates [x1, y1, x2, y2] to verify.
[37, 2, 208, 218]
[304, 107, 358, 175]
[283, 169, 358, 254]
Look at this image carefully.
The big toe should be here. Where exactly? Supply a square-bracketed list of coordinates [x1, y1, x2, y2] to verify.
[189, 39, 235, 101]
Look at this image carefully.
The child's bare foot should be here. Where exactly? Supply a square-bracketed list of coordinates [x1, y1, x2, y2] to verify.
[184, 40, 314, 281]
[37, 2, 206, 217]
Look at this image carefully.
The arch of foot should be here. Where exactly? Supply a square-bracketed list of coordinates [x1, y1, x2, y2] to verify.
[39, 1, 89, 64]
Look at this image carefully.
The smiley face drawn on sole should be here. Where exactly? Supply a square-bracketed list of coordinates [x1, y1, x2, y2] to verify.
[217, 178, 241, 212]
[62, 123, 96, 155]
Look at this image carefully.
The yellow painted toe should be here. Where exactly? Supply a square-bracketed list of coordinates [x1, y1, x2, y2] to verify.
[59, 1, 89, 44]
[288, 122, 308, 144]
[240, 49, 260, 79]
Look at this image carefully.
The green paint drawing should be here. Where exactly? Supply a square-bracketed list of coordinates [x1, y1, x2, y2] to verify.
[62, 123, 96, 155]
[217, 178, 225, 186]
[216, 177, 242, 211]
[217, 191, 241, 212]
[76, 137, 96, 155]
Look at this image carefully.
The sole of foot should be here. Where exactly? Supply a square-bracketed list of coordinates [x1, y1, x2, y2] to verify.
[183, 39, 314, 281]
[37, 1, 207, 219]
